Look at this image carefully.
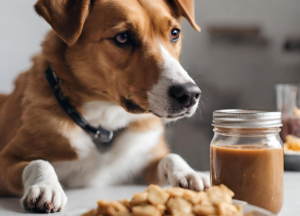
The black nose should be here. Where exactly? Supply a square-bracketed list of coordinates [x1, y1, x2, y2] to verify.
[169, 83, 201, 108]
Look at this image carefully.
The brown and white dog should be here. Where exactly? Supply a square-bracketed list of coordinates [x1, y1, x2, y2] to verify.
[0, 0, 209, 213]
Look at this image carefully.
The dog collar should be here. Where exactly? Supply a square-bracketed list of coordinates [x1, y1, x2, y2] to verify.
[45, 66, 114, 151]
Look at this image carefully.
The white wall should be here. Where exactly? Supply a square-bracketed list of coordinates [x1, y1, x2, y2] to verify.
[182, 0, 300, 65]
[0, 0, 50, 93]
[179, 0, 300, 113]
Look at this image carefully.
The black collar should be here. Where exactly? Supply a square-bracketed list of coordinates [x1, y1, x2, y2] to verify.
[45, 66, 114, 151]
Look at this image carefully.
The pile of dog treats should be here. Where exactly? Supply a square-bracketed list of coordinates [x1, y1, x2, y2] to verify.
[82, 184, 246, 216]
[284, 135, 300, 152]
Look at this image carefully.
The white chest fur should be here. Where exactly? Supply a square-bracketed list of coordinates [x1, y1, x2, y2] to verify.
[51, 101, 163, 188]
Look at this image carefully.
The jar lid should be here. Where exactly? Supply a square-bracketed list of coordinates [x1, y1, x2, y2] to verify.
[213, 109, 283, 128]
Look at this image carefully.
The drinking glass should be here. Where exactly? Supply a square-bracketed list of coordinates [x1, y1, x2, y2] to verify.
[276, 84, 300, 141]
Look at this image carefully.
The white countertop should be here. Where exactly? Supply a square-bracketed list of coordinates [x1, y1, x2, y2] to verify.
[0, 172, 299, 216]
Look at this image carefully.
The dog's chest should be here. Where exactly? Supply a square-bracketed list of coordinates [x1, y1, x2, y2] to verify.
[51, 101, 162, 188]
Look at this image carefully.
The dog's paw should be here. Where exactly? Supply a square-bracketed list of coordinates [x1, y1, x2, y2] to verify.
[169, 171, 210, 191]
[21, 184, 67, 213]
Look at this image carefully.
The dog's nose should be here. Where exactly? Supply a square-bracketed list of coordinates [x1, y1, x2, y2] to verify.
[169, 83, 201, 108]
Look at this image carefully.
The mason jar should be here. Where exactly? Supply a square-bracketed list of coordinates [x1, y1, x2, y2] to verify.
[210, 110, 284, 214]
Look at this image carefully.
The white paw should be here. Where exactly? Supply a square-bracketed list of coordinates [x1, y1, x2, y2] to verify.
[21, 184, 67, 213]
[169, 171, 210, 191]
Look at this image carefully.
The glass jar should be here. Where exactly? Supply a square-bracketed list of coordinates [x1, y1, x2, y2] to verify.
[210, 110, 284, 215]
[276, 84, 300, 142]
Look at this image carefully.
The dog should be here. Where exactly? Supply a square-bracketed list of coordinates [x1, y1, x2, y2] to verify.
[0, 0, 209, 213]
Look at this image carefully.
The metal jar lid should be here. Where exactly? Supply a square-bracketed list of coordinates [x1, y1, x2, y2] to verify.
[213, 109, 283, 128]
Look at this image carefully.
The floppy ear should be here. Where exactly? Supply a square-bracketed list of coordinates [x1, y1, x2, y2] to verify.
[173, 0, 201, 32]
[35, 0, 91, 46]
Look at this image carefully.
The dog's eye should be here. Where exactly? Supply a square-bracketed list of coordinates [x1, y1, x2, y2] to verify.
[170, 28, 180, 42]
[115, 33, 129, 44]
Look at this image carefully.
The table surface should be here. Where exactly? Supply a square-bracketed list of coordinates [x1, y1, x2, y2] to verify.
[0, 172, 299, 216]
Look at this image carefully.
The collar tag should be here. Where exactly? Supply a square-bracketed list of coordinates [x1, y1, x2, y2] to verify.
[94, 129, 113, 143]
[92, 129, 114, 152]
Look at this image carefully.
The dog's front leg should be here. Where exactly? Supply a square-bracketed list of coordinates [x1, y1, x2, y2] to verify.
[157, 154, 210, 191]
[21, 160, 67, 213]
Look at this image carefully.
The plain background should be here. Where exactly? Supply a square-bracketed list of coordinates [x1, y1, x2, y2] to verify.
[0, 0, 300, 170]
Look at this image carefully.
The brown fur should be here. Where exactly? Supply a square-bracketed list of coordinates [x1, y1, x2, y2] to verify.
[0, 0, 199, 197]
[0, 94, 7, 106]
[35, 0, 91, 46]
[174, 0, 200, 31]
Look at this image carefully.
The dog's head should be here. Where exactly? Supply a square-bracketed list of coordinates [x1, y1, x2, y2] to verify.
[35, 0, 201, 121]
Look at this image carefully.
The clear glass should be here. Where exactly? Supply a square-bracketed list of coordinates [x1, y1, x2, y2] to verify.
[210, 127, 284, 215]
[276, 84, 300, 141]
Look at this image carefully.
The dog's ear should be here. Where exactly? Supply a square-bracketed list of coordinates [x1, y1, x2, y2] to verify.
[35, 0, 91, 46]
[173, 0, 200, 32]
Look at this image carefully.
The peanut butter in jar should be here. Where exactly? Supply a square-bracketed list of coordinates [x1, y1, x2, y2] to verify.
[210, 110, 284, 214]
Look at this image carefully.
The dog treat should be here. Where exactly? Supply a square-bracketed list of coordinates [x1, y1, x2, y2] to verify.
[284, 134, 300, 151]
[82, 184, 244, 216]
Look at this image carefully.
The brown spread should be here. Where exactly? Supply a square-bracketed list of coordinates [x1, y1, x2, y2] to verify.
[210, 145, 284, 214]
